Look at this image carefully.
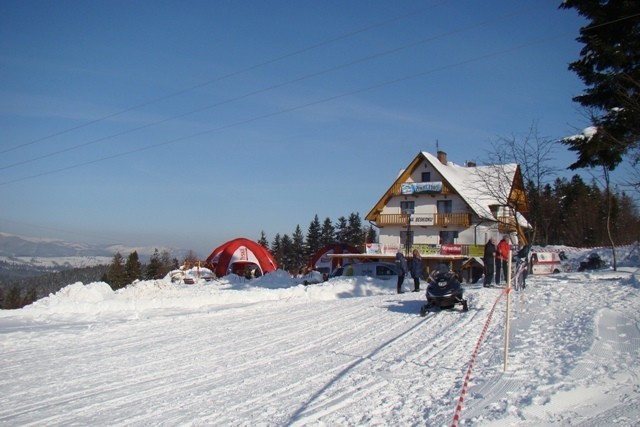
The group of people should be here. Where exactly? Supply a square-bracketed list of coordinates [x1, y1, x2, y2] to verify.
[393, 236, 518, 293]
[394, 249, 424, 294]
[483, 236, 511, 287]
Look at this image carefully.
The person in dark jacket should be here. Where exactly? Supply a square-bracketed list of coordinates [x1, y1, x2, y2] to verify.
[515, 244, 530, 289]
[410, 249, 424, 292]
[483, 238, 496, 288]
[395, 251, 408, 294]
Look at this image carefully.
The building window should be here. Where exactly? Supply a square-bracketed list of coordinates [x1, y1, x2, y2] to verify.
[400, 230, 414, 248]
[421, 172, 431, 182]
[439, 231, 458, 244]
[400, 201, 415, 214]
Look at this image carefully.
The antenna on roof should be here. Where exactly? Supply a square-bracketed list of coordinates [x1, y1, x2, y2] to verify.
[436, 139, 439, 152]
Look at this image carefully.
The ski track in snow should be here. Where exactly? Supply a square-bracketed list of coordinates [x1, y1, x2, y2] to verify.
[0, 264, 639, 426]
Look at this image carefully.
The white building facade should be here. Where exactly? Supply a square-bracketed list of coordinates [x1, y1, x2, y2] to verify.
[365, 151, 529, 260]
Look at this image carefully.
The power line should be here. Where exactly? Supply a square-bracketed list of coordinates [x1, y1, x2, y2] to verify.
[9, 5, 635, 186]
[0, 0, 453, 157]
[0, 32, 575, 187]
[0, 4, 538, 172]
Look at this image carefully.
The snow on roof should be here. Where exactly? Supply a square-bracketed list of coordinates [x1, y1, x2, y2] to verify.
[421, 151, 518, 221]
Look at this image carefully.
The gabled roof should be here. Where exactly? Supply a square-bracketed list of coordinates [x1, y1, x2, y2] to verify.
[365, 151, 528, 222]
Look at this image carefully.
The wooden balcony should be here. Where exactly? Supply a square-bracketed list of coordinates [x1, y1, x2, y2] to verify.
[374, 212, 471, 227]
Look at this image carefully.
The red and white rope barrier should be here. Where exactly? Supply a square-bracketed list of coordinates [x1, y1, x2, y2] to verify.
[451, 288, 508, 427]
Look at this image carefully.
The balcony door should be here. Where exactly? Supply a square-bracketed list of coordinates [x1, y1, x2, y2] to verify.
[437, 200, 452, 213]
[437, 200, 452, 225]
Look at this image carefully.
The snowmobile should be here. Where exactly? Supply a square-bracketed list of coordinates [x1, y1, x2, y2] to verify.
[420, 264, 468, 317]
[578, 253, 606, 271]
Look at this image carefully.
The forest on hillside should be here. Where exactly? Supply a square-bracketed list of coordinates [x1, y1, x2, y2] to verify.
[525, 174, 639, 247]
[1, 178, 638, 310]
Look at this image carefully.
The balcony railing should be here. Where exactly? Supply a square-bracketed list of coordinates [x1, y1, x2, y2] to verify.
[374, 212, 471, 227]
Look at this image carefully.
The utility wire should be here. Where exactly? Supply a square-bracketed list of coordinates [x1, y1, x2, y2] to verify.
[0, 4, 538, 172]
[0, 32, 580, 187]
[5, 7, 635, 186]
[0, 0, 453, 156]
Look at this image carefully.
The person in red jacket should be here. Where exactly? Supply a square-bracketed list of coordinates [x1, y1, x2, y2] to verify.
[495, 236, 511, 284]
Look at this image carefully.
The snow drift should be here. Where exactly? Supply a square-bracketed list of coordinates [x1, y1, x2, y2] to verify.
[0, 246, 638, 426]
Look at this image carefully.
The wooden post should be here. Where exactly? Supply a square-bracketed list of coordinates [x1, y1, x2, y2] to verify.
[504, 250, 512, 372]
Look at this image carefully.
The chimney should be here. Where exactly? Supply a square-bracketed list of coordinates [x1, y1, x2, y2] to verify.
[466, 161, 476, 167]
[437, 151, 447, 165]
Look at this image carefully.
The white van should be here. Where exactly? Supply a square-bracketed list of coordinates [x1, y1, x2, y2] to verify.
[529, 251, 565, 275]
[331, 262, 399, 280]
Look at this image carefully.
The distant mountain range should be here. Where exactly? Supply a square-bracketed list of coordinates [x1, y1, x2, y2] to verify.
[0, 233, 193, 298]
[0, 232, 175, 259]
[0, 233, 186, 280]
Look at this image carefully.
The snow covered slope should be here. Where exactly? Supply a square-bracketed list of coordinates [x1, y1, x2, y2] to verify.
[0, 256, 638, 426]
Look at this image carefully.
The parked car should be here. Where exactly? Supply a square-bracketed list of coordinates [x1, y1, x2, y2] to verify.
[302, 270, 325, 285]
[331, 262, 399, 280]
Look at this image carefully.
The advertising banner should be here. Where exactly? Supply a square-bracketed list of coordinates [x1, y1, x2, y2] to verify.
[401, 181, 443, 195]
[365, 243, 381, 254]
[410, 214, 434, 226]
[441, 244, 462, 255]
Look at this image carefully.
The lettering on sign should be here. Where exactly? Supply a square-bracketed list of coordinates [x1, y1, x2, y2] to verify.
[401, 181, 443, 195]
[410, 214, 434, 225]
[441, 244, 462, 255]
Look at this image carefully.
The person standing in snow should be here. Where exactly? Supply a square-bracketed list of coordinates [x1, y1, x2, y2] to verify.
[515, 244, 530, 289]
[483, 238, 496, 288]
[395, 251, 408, 294]
[410, 249, 424, 292]
[495, 236, 511, 284]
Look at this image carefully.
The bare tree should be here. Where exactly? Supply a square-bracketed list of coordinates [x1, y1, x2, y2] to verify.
[489, 121, 559, 192]
[470, 161, 529, 246]
[484, 121, 559, 244]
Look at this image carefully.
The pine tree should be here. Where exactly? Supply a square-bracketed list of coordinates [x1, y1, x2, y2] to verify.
[271, 234, 282, 266]
[124, 251, 143, 284]
[3, 287, 22, 309]
[320, 217, 335, 246]
[305, 215, 322, 258]
[364, 225, 377, 245]
[280, 234, 293, 273]
[560, 0, 640, 170]
[21, 288, 37, 307]
[258, 231, 270, 250]
[334, 216, 348, 243]
[291, 225, 305, 274]
[160, 250, 178, 278]
[146, 249, 162, 280]
[346, 212, 364, 248]
[106, 252, 127, 290]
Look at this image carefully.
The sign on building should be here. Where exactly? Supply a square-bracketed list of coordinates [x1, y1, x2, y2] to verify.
[401, 181, 443, 195]
[410, 214, 435, 225]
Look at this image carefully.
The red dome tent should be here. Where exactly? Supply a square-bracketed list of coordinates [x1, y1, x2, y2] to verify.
[205, 238, 278, 278]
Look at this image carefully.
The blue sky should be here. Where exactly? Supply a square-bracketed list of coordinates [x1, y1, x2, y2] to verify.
[0, 0, 600, 256]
